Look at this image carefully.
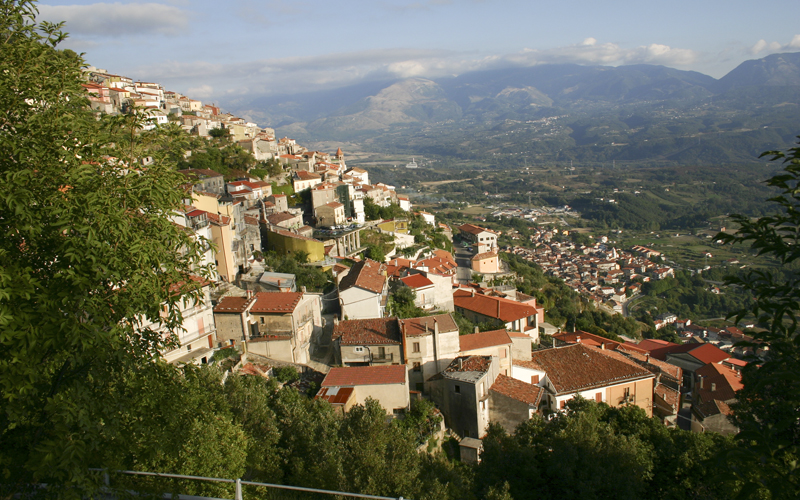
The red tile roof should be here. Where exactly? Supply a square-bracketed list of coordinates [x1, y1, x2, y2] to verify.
[250, 292, 303, 314]
[333, 318, 401, 345]
[400, 274, 434, 289]
[214, 295, 256, 313]
[471, 251, 498, 261]
[338, 258, 386, 294]
[458, 223, 493, 236]
[696, 363, 743, 403]
[322, 365, 407, 386]
[553, 331, 621, 350]
[266, 212, 297, 225]
[655, 384, 680, 409]
[454, 290, 537, 323]
[686, 343, 730, 365]
[490, 374, 543, 406]
[529, 344, 654, 394]
[459, 329, 512, 352]
[399, 314, 458, 337]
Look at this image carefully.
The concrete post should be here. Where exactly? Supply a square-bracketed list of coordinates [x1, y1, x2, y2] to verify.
[235, 478, 243, 500]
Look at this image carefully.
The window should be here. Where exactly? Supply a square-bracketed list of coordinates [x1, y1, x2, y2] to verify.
[412, 342, 420, 353]
[260, 317, 264, 324]
[413, 362, 421, 372]
[454, 384, 461, 394]
[595, 393, 602, 403]
[500, 348, 507, 359]
[560, 400, 566, 409]
[355, 346, 364, 352]
[531, 375, 540, 384]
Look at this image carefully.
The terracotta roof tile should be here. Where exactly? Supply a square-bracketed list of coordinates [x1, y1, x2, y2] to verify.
[214, 295, 256, 313]
[696, 363, 742, 403]
[454, 290, 537, 323]
[655, 383, 680, 408]
[322, 365, 406, 386]
[333, 318, 401, 345]
[399, 314, 458, 337]
[529, 344, 654, 394]
[459, 329, 512, 352]
[400, 274, 434, 289]
[338, 259, 386, 294]
[250, 292, 303, 314]
[491, 374, 543, 406]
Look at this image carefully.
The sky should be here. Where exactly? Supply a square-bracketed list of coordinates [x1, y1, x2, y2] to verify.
[39, 0, 800, 102]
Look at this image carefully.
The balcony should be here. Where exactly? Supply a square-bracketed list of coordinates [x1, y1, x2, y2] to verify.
[371, 352, 394, 363]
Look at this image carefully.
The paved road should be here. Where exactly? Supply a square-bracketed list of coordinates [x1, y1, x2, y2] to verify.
[454, 246, 473, 284]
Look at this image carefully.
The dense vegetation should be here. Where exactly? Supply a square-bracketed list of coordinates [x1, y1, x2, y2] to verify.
[2, 3, 799, 499]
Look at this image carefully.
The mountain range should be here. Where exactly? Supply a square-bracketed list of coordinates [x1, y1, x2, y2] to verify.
[223, 52, 800, 165]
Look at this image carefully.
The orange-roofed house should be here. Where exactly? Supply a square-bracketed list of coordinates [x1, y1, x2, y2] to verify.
[338, 259, 388, 320]
[458, 223, 498, 254]
[459, 329, 514, 376]
[399, 314, 461, 393]
[663, 343, 730, 391]
[489, 374, 544, 434]
[513, 344, 655, 415]
[454, 288, 539, 342]
[430, 355, 500, 439]
[399, 273, 436, 310]
[332, 317, 403, 367]
[471, 250, 500, 274]
[213, 291, 322, 365]
[319, 365, 410, 416]
[691, 363, 743, 434]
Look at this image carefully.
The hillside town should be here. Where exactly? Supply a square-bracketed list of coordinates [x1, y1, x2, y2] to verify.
[83, 66, 749, 459]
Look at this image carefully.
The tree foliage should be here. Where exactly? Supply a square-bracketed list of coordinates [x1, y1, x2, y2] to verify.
[716, 139, 800, 499]
[0, 2, 213, 493]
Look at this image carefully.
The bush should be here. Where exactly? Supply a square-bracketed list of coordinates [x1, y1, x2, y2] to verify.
[274, 365, 300, 383]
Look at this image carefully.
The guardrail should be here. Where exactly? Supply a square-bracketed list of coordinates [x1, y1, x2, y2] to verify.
[89, 469, 410, 500]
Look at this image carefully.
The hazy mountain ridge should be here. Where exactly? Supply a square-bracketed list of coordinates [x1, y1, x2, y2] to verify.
[222, 52, 800, 163]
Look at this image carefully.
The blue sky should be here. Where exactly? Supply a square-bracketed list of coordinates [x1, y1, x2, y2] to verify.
[39, 0, 800, 101]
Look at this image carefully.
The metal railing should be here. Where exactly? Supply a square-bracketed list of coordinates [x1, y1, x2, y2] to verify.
[89, 469, 409, 500]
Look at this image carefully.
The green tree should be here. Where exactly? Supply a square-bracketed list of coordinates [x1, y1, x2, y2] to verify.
[0, 2, 212, 493]
[716, 139, 800, 499]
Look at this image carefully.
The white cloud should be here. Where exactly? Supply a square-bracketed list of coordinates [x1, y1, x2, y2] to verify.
[128, 39, 700, 99]
[187, 84, 214, 98]
[750, 35, 800, 55]
[38, 3, 188, 37]
[508, 39, 697, 67]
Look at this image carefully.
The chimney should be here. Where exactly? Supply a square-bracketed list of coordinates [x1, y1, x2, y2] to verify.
[711, 383, 716, 392]
[645, 353, 650, 363]
[434, 318, 439, 336]
[301, 286, 307, 293]
[425, 322, 429, 334]
[600, 343, 605, 350]
[333, 316, 339, 326]
[576, 335, 581, 343]
[246, 289, 253, 299]
[457, 358, 463, 370]
[471, 288, 475, 297]
[700, 377, 704, 389]
[474, 326, 479, 334]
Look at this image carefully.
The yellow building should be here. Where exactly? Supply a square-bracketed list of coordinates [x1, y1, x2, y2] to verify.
[266, 228, 326, 262]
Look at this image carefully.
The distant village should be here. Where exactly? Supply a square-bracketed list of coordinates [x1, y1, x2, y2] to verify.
[85, 67, 749, 457]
